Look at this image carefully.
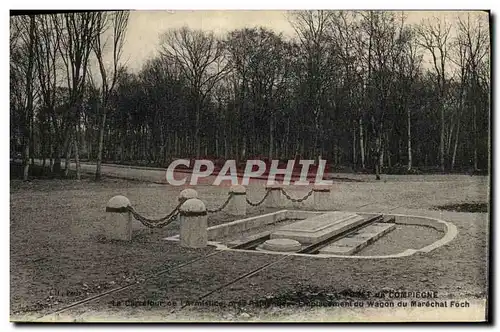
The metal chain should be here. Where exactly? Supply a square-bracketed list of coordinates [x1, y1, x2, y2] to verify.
[246, 189, 271, 207]
[207, 193, 234, 213]
[280, 188, 314, 203]
[127, 201, 183, 229]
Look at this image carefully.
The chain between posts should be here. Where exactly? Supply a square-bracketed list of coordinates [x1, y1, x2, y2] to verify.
[246, 189, 271, 207]
[126, 201, 183, 229]
[128, 187, 280, 223]
[280, 188, 314, 203]
[207, 193, 234, 213]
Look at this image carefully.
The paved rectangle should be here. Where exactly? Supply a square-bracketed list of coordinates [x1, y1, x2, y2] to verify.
[319, 222, 396, 255]
[271, 212, 366, 244]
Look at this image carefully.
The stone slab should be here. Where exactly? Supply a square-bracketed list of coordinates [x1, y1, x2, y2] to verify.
[333, 237, 367, 247]
[271, 211, 366, 244]
[319, 222, 396, 255]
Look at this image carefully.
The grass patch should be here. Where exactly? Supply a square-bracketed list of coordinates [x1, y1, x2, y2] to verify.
[434, 202, 488, 213]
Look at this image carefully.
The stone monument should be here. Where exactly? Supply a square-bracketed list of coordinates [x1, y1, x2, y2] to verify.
[271, 211, 366, 244]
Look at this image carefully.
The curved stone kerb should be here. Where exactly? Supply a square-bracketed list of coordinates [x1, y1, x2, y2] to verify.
[179, 198, 207, 216]
[202, 211, 459, 260]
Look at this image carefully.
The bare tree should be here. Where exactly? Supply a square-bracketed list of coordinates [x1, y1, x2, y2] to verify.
[455, 13, 489, 171]
[417, 17, 451, 172]
[55, 12, 100, 180]
[329, 11, 365, 168]
[34, 14, 62, 172]
[394, 24, 422, 171]
[288, 10, 335, 162]
[11, 15, 37, 180]
[159, 27, 230, 157]
[11, 11, 489, 178]
[225, 28, 291, 160]
[358, 11, 408, 179]
[449, 26, 470, 171]
[92, 11, 130, 180]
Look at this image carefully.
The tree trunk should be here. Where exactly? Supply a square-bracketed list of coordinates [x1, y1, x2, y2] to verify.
[174, 130, 179, 157]
[353, 125, 357, 167]
[22, 15, 36, 181]
[473, 104, 478, 171]
[284, 118, 290, 159]
[23, 141, 29, 181]
[53, 142, 61, 174]
[375, 134, 381, 180]
[95, 105, 106, 181]
[407, 107, 412, 171]
[215, 124, 219, 157]
[365, 127, 369, 161]
[333, 143, 338, 166]
[379, 138, 384, 169]
[195, 101, 201, 158]
[313, 117, 319, 160]
[224, 130, 228, 160]
[440, 105, 445, 172]
[74, 136, 81, 181]
[386, 132, 391, 169]
[269, 114, 274, 160]
[30, 128, 35, 167]
[446, 122, 454, 158]
[87, 131, 93, 160]
[241, 138, 246, 161]
[48, 131, 54, 172]
[64, 140, 71, 177]
[359, 118, 365, 169]
[141, 126, 146, 160]
[451, 115, 461, 171]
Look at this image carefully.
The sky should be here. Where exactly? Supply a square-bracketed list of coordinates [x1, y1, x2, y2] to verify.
[118, 10, 489, 72]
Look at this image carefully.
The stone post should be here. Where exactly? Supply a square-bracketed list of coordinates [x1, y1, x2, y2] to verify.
[313, 186, 331, 211]
[265, 185, 282, 208]
[179, 198, 208, 248]
[105, 195, 132, 241]
[176, 189, 198, 225]
[227, 184, 246, 216]
[178, 188, 198, 204]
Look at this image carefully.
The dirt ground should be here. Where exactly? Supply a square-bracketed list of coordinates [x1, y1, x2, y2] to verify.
[10, 173, 489, 322]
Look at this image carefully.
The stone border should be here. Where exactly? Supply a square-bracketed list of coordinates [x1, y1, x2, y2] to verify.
[206, 210, 288, 240]
[164, 210, 458, 259]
